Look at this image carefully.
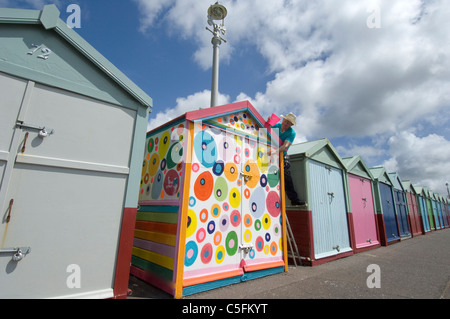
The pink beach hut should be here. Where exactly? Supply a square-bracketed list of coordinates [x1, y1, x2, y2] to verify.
[342, 156, 380, 253]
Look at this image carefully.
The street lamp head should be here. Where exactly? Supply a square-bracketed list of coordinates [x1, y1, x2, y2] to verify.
[208, 2, 227, 21]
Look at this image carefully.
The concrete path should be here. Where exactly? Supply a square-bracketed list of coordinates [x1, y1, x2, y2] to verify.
[128, 229, 450, 299]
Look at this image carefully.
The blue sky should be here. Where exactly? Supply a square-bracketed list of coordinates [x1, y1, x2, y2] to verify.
[2, 0, 450, 196]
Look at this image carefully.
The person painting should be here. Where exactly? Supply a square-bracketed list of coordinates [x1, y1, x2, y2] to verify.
[267, 113, 305, 206]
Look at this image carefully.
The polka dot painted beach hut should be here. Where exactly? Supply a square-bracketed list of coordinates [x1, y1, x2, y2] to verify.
[131, 101, 289, 298]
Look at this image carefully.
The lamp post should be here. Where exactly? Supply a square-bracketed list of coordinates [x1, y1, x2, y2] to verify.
[206, 2, 227, 108]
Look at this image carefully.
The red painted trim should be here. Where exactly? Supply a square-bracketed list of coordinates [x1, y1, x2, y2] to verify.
[309, 251, 354, 267]
[184, 101, 283, 146]
[185, 101, 251, 122]
[113, 207, 137, 299]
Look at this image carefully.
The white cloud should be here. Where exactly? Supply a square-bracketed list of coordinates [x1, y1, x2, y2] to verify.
[383, 131, 450, 195]
[148, 90, 230, 131]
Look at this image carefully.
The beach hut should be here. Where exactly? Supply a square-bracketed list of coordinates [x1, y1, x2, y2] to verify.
[445, 198, 450, 228]
[0, 6, 152, 298]
[131, 101, 288, 298]
[388, 173, 411, 239]
[437, 195, 449, 228]
[286, 139, 353, 266]
[424, 188, 436, 231]
[429, 191, 442, 230]
[401, 182, 423, 237]
[370, 167, 400, 245]
[415, 186, 432, 233]
[342, 156, 380, 253]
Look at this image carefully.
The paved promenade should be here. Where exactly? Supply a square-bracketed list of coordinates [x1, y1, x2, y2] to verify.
[129, 229, 450, 299]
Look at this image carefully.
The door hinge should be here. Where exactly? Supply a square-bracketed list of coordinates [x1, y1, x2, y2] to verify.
[6, 199, 14, 223]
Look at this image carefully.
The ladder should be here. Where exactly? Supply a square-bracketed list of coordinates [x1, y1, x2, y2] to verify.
[285, 215, 302, 267]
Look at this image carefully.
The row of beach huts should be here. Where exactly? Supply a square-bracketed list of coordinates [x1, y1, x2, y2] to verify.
[130, 106, 450, 298]
[0, 5, 447, 299]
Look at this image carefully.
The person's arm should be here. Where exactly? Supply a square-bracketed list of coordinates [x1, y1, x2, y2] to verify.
[278, 140, 292, 154]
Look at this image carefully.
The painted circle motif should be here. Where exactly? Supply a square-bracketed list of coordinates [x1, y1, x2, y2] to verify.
[194, 131, 217, 168]
[244, 214, 253, 228]
[142, 159, 148, 177]
[167, 142, 183, 169]
[148, 153, 160, 177]
[267, 166, 279, 188]
[255, 236, 264, 252]
[214, 231, 222, 246]
[163, 169, 180, 196]
[192, 163, 200, 173]
[254, 219, 262, 231]
[219, 214, 229, 232]
[215, 245, 225, 264]
[229, 188, 241, 208]
[224, 162, 238, 182]
[194, 171, 214, 201]
[262, 214, 271, 230]
[160, 158, 167, 171]
[244, 229, 252, 243]
[220, 136, 235, 162]
[196, 228, 206, 243]
[249, 187, 265, 218]
[186, 209, 197, 238]
[211, 203, 221, 218]
[230, 210, 241, 227]
[207, 220, 216, 234]
[201, 243, 213, 264]
[158, 131, 171, 159]
[273, 223, 282, 237]
[270, 242, 278, 256]
[260, 174, 268, 188]
[199, 209, 208, 223]
[151, 170, 164, 199]
[147, 138, 155, 153]
[256, 146, 269, 173]
[214, 177, 228, 202]
[185, 241, 198, 267]
[266, 191, 281, 218]
[213, 161, 225, 176]
[243, 160, 260, 189]
[225, 231, 238, 256]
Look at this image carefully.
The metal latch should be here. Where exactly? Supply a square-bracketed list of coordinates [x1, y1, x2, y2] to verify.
[16, 121, 54, 137]
[0, 247, 31, 262]
[239, 244, 253, 254]
[332, 245, 340, 252]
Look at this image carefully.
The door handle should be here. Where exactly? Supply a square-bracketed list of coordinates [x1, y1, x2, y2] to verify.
[0, 247, 31, 262]
[239, 244, 253, 253]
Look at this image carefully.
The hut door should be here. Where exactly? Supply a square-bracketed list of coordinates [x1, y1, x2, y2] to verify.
[393, 190, 410, 237]
[348, 174, 379, 249]
[185, 125, 284, 284]
[239, 138, 284, 272]
[418, 197, 431, 232]
[379, 183, 399, 242]
[309, 161, 351, 260]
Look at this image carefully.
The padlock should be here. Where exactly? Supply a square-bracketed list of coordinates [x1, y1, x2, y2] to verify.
[12, 250, 24, 262]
